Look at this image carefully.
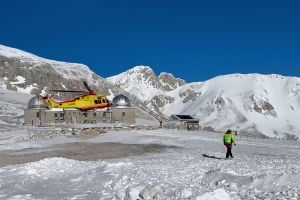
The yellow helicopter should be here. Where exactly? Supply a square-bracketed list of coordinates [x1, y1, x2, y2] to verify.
[42, 81, 112, 111]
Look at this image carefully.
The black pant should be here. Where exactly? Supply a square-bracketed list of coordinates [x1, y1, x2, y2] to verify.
[225, 144, 233, 158]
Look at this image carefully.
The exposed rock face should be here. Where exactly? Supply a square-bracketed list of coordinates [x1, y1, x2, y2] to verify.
[249, 95, 277, 117]
[214, 96, 226, 110]
[158, 72, 186, 91]
[179, 89, 202, 103]
[150, 95, 176, 108]
[0, 55, 109, 98]
[262, 101, 275, 112]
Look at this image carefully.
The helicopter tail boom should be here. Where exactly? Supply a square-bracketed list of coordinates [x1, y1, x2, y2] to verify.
[42, 96, 60, 108]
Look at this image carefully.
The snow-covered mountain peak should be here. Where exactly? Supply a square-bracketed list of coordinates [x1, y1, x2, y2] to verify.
[159, 72, 185, 83]
[159, 72, 174, 78]
[213, 73, 289, 82]
[107, 66, 186, 101]
[129, 65, 154, 73]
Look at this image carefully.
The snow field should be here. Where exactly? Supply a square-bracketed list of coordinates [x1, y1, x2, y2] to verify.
[0, 129, 299, 199]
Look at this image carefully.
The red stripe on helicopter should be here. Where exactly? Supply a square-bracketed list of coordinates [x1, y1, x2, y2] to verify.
[80, 104, 111, 111]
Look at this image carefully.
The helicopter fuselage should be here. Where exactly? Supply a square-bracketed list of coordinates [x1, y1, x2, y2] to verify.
[43, 93, 111, 111]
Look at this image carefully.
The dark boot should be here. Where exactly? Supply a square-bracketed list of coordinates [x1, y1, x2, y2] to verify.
[226, 144, 232, 158]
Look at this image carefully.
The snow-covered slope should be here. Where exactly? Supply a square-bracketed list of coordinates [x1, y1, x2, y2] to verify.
[150, 74, 300, 137]
[0, 88, 33, 125]
[0, 44, 99, 81]
[107, 66, 185, 101]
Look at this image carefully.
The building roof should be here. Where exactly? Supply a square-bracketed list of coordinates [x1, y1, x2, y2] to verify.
[28, 95, 49, 109]
[112, 94, 131, 108]
[170, 114, 199, 122]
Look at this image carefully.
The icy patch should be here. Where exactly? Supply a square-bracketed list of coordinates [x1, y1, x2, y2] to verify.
[197, 188, 230, 200]
[18, 157, 100, 179]
[202, 168, 253, 187]
[6, 194, 33, 200]
[106, 162, 133, 169]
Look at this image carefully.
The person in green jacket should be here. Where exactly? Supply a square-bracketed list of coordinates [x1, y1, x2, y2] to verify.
[223, 129, 236, 158]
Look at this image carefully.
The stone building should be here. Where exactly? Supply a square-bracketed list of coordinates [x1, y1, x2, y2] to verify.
[110, 94, 135, 125]
[24, 94, 135, 126]
[163, 114, 199, 130]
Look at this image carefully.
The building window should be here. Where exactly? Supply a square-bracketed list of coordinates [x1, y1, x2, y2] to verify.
[54, 113, 58, 118]
[122, 112, 125, 117]
[60, 113, 64, 117]
[93, 112, 97, 117]
[36, 112, 40, 118]
[103, 112, 106, 117]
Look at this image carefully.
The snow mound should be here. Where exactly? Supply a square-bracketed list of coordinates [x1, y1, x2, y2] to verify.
[19, 157, 99, 179]
[197, 188, 230, 200]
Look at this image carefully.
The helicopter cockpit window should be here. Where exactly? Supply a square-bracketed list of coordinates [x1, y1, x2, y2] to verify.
[95, 100, 102, 104]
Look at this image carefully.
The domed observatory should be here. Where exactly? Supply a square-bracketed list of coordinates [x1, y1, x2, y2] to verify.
[24, 95, 49, 125]
[111, 94, 136, 125]
[28, 95, 49, 110]
[112, 94, 131, 108]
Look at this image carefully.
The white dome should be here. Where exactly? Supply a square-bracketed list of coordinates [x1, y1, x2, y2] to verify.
[112, 94, 131, 108]
[28, 96, 49, 109]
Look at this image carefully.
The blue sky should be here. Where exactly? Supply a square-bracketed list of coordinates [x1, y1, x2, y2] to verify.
[1, 0, 300, 82]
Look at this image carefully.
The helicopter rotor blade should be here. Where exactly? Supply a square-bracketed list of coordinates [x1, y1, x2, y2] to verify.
[83, 81, 94, 93]
[50, 90, 85, 92]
